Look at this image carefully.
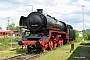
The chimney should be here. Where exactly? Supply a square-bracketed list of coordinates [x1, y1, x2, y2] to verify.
[37, 9, 43, 13]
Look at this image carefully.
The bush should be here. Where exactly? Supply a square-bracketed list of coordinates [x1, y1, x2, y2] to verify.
[0, 36, 21, 50]
[82, 30, 88, 40]
[74, 30, 82, 42]
[87, 34, 90, 40]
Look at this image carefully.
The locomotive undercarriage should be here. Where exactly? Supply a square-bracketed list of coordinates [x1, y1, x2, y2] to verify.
[18, 30, 74, 53]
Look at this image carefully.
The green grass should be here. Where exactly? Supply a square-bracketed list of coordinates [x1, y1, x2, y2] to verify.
[0, 36, 21, 50]
[0, 42, 81, 60]
[0, 43, 20, 50]
[67, 46, 83, 60]
[0, 50, 17, 59]
[38, 40, 90, 60]
[38, 41, 82, 60]
[87, 56, 90, 60]
[0, 48, 27, 60]
[0, 36, 89, 60]
[0, 36, 27, 60]
[87, 41, 90, 60]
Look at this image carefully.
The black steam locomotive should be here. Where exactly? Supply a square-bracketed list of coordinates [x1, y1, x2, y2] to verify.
[18, 9, 75, 52]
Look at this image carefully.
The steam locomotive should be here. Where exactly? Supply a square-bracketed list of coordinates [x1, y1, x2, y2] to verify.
[18, 9, 75, 52]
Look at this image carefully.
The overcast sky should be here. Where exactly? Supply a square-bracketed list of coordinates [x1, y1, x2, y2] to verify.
[0, 0, 90, 31]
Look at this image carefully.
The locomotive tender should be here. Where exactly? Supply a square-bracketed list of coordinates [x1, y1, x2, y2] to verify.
[18, 9, 75, 52]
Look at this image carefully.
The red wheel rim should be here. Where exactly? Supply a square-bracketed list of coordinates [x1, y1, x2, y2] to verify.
[49, 41, 53, 50]
[58, 40, 61, 47]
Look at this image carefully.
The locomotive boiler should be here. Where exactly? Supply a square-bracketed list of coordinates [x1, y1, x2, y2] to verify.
[18, 9, 75, 52]
[19, 9, 67, 32]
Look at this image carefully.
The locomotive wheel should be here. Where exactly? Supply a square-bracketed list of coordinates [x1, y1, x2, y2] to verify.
[53, 42, 57, 48]
[58, 40, 61, 47]
[61, 40, 63, 46]
[42, 47, 46, 52]
[48, 41, 53, 50]
[27, 46, 31, 53]
[37, 48, 41, 53]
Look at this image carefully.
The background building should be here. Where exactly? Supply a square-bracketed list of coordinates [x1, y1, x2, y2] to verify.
[0, 26, 2, 30]
[86, 29, 90, 34]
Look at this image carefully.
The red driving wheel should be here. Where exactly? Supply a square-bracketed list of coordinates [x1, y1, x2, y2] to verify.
[58, 40, 61, 47]
[48, 41, 53, 50]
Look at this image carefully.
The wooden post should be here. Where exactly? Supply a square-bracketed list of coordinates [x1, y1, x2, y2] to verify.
[70, 43, 74, 52]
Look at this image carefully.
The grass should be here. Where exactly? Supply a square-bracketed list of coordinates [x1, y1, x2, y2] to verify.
[0, 42, 81, 60]
[67, 45, 83, 60]
[0, 36, 21, 50]
[0, 36, 27, 60]
[0, 43, 20, 50]
[37, 40, 90, 60]
[0, 36, 89, 60]
[86, 41, 90, 60]
[38, 41, 82, 60]
[0, 50, 17, 59]
[87, 49, 90, 60]
[0, 48, 27, 60]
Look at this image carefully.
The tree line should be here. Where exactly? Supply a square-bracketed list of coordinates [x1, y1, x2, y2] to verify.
[7, 23, 20, 31]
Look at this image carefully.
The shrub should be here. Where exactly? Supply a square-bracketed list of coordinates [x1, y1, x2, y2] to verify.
[0, 36, 21, 50]
[87, 34, 90, 40]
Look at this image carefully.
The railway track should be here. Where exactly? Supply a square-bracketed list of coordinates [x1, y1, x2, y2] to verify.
[3, 53, 40, 60]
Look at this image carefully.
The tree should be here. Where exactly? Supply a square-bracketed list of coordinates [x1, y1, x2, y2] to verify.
[7, 23, 15, 30]
[15, 26, 20, 31]
[75, 30, 79, 38]
[6, 23, 20, 31]
[6, 23, 24, 35]
[74, 30, 84, 42]
[87, 34, 90, 40]
[75, 30, 79, 42]
[82, 30, 88, 40]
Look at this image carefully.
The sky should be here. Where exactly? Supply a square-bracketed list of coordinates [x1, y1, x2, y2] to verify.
[0, 0, 90, 31]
